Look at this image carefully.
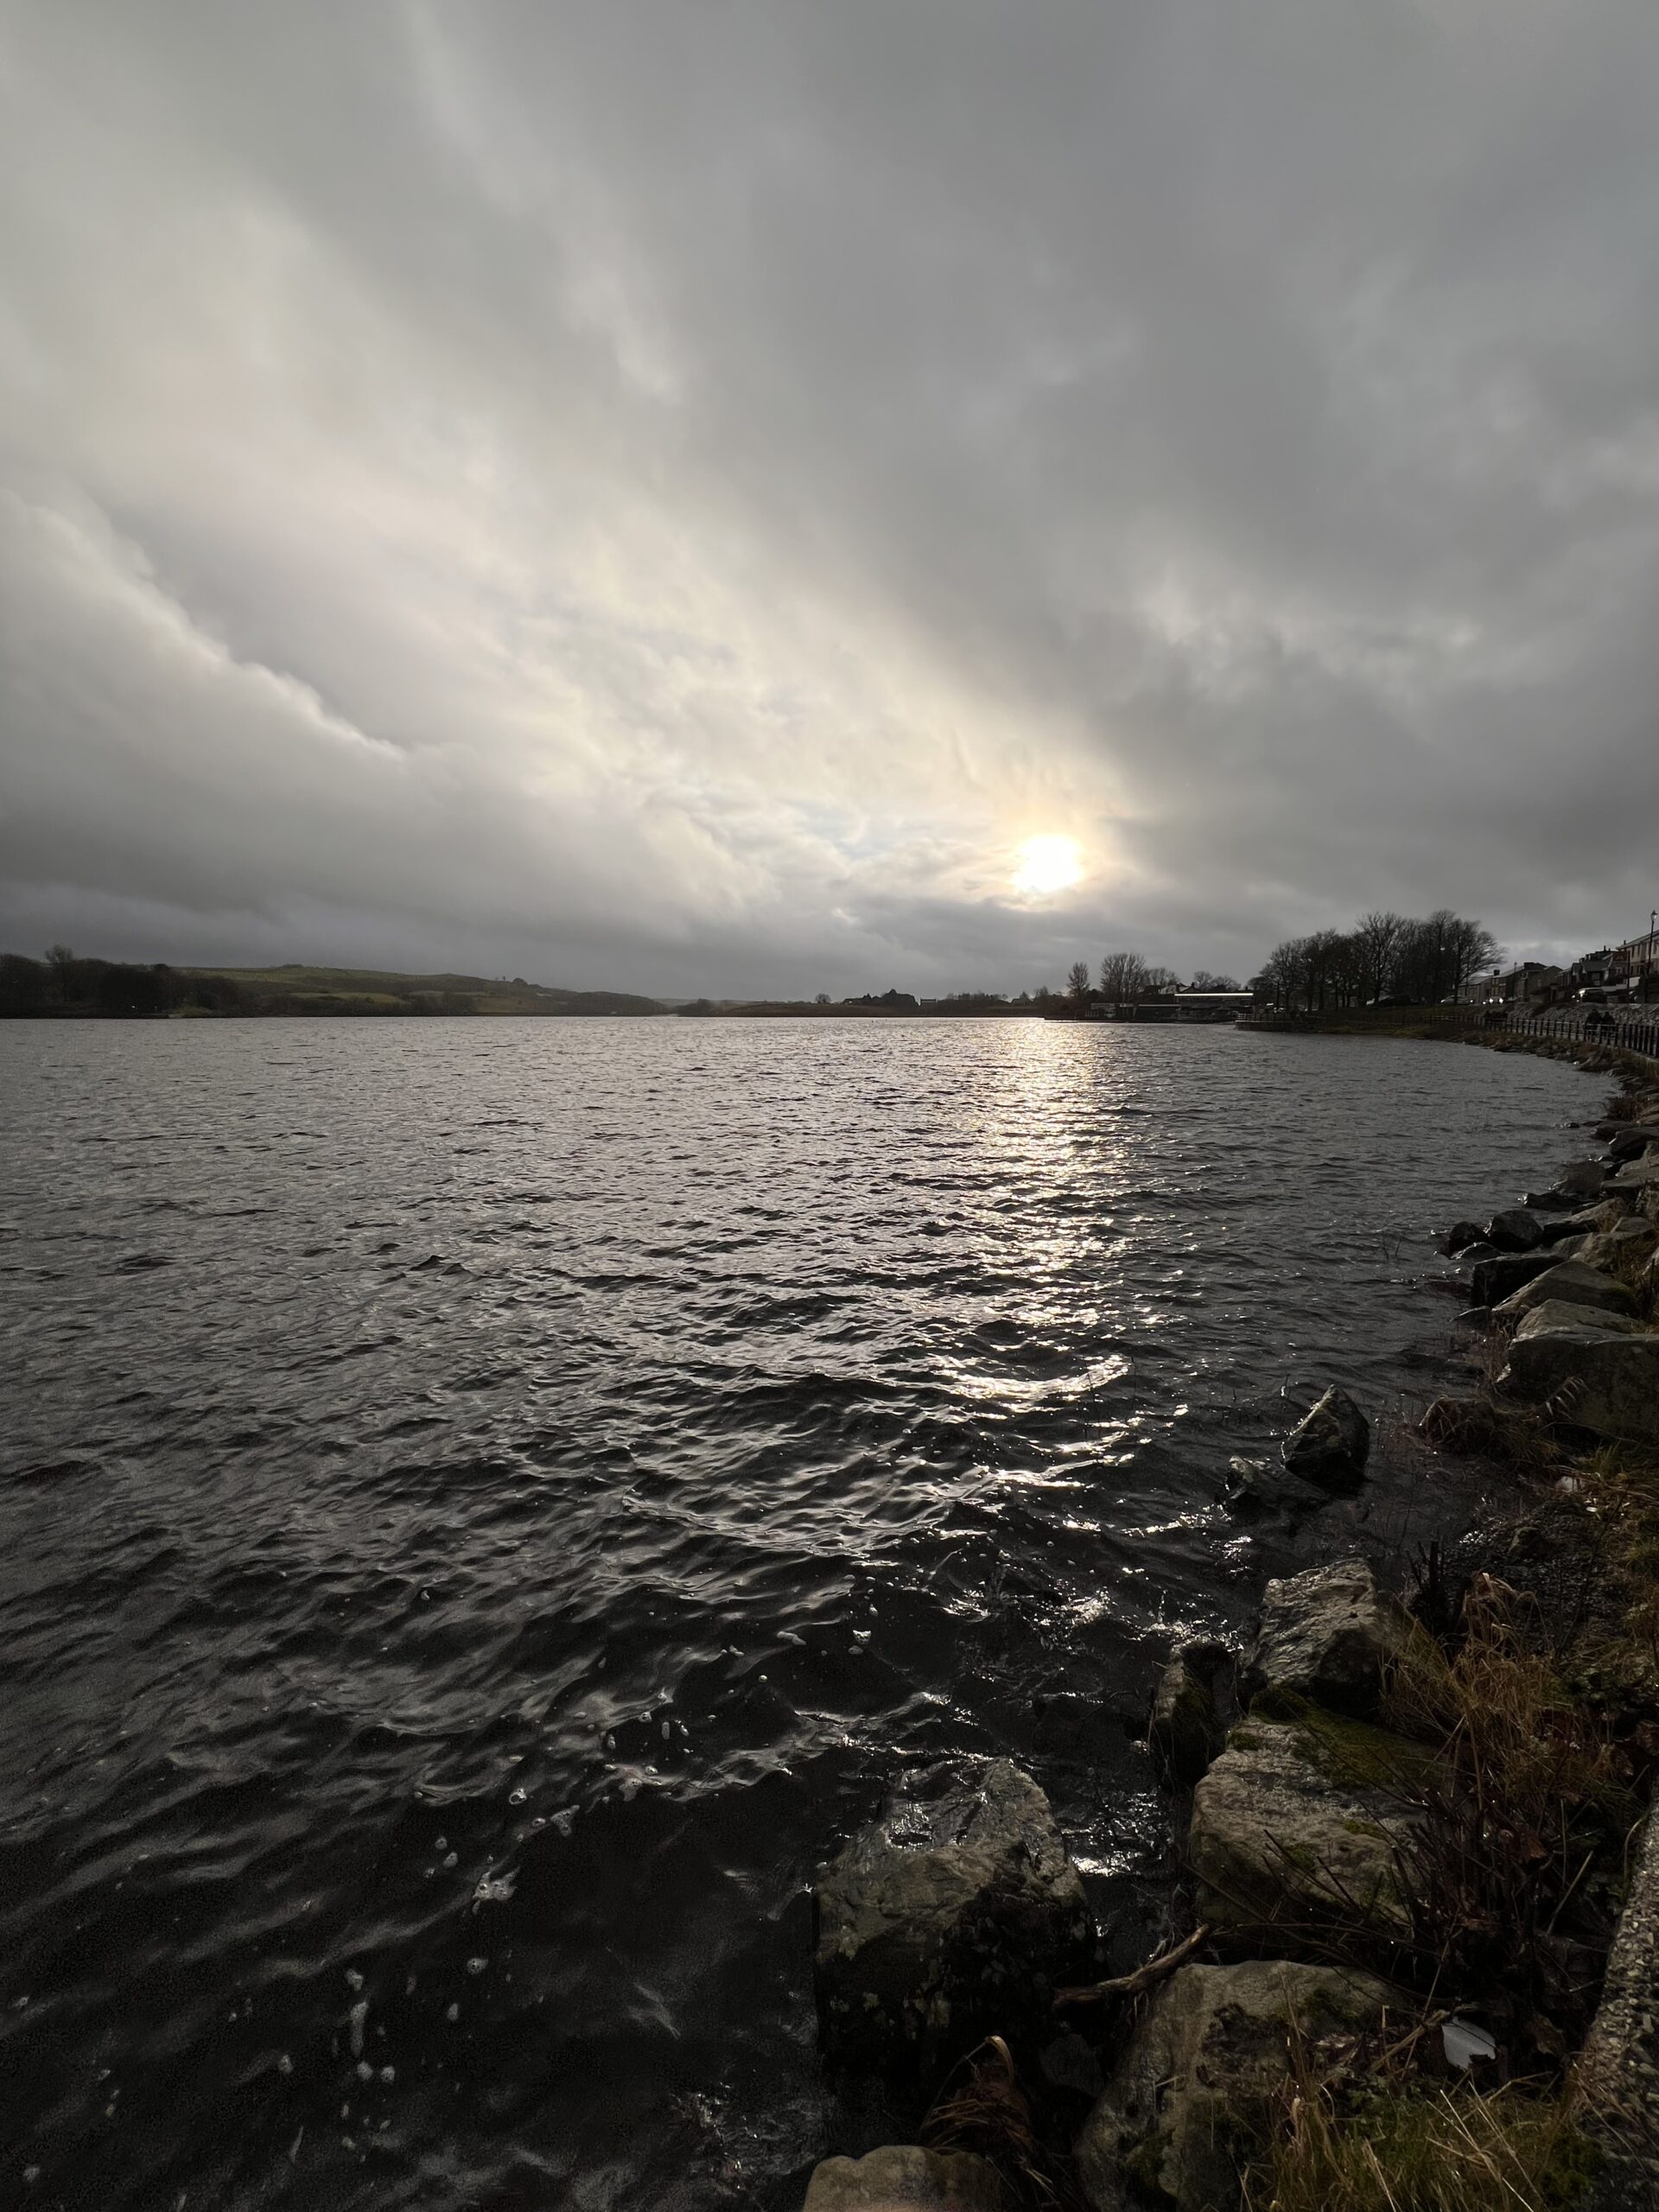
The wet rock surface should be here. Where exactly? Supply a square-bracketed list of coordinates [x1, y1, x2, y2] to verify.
[1073, 1960, 1401, 2212]
[814, 1760, 1092, 2078]
[1241, 1558, 1408, 1717]
[1147, 1640, 1233, 1790]
[1280, 1387, 1370, 1488]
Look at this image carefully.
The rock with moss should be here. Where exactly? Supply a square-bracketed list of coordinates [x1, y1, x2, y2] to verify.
[814, 1759, 1093, 2078]
[1073, 1959, 1402, 2212]
[1491, 1258, 1637, 1325]
[1498, 1315, 1659, 1446]
[1147, 1640, 1232, 1789]
[1188, 1702, 1427, 1938]
[802, 2146, 1004, 2210]
[1241, 1558, 1408, 1718]
[1281, 1387, 1370, 1487]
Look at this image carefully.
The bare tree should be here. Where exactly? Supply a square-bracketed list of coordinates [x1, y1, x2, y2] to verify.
[1066, 959, 1092, 1000]
[1189, 970, 1239, 992]
[1097, 950, 1151, 1002]
[45, 944, 76, 1003]
[1351, 912, 1405, 1003]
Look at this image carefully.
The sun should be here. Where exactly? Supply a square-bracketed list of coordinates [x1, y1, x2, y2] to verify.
[1011, 834, 1084, 898]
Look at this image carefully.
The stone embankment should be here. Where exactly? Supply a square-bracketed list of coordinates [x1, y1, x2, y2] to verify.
[795, 1051, 1659, 2209]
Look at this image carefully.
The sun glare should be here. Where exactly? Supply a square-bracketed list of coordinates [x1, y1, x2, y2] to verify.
[1012, 834, 1084, 898]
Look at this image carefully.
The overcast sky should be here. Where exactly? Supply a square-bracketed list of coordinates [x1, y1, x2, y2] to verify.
[3, 3, 1658, 997]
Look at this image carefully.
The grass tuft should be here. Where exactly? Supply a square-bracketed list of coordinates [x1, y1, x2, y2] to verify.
[1241, 2069, 1599, 2212]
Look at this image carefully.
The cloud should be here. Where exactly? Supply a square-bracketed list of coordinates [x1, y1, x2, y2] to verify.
[3, 0, 1658, 992]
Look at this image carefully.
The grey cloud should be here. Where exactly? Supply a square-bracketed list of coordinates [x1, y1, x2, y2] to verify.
[3, 0, 1658, 995]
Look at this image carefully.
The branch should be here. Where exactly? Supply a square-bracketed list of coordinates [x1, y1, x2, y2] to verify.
[1052, 1924, 1210, 2009]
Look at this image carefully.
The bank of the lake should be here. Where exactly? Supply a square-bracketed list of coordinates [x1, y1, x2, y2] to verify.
[797, 1026, 1659, 2212]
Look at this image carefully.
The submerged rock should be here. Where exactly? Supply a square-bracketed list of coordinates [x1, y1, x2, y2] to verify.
[1241, 1558, 1408, 1717]
[1444, 1219, 1487, 1255]
[1499, 1316, 1659, 1446]
[1189, 1707, 1424, 1938]
[803, 2147, 1003, 2210]
[1281, 1388, 1370, 1487]
[814, 1759, 1092, 2077]
[1073, 1960, 1401, 2212]
[1147, 1640, 1232, 1789]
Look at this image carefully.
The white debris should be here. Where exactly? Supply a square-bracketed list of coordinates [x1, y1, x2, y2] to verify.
[467, 1956, 488, 1975]
[348, 1999, 368, 2057]
[1443, 2018, 1498, 2068]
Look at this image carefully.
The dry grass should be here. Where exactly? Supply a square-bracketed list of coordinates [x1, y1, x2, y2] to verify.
[919, 2035, 1082, 2212]
[1240, 2069, 1598, 2212]
[1382, 1580, 1637, 2063]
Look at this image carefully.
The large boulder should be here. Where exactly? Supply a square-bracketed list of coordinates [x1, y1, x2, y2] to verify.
[1073, 1961, 1401, 2212]
[814, 1760, 1092, 2077]
[1484, 1206, 1546, 1252]
[1470, 1248, 1570, 1306]
[1536, 1208, 1608, 1247]
[1491, 1259, 1637, 1325]
[1578, 1218, 1658, 1273]
[1503, 1299, 1644, 1341]
[1281, 1388, 1370, 1487]
[1611, 1156, 1659, 1196]
[1147, 1640, 1232, 1790]
[1498, 1315, 1659, 1446]
[1241, 1559, 1408, 1717]
[1445, 1219, 1487, 1255]
[1189, 1708, 1424, 1939]
[803, 2148, 1003, 2211]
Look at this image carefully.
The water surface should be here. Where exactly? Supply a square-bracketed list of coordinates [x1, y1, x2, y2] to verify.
[0, 1018, 1593, 2209]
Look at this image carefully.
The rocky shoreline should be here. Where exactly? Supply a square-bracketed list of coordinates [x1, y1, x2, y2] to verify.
[796, 1035, 1659, 2211]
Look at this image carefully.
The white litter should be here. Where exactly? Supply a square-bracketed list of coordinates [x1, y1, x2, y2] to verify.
[1442, 2018, 1498, 2068]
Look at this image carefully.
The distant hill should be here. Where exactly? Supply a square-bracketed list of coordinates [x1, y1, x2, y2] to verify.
[177, 964, 668, 1016]
[0, 951, 666, 1017]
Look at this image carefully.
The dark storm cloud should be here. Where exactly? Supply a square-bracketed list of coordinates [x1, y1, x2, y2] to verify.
[3, 0, 1657, 994]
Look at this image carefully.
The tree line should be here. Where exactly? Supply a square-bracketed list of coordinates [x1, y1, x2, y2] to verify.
[1065, 955, 1241, 1001]
[1253, 909, 1498, 1012]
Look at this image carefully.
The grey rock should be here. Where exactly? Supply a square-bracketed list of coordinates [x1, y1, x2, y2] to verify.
[1444, 1219, 1486, 1255]
[1470, 1247, 1566, 1306]
[1578, 1218, 1658, 1273]
[1148, 1640, 1232, 1789]
[1535, 1209, 1605, 1246]
[1499, 1317, 1659, 1446]
[1611, 1155, 1659, 1194]
[1241, 1559, 1409, 1717]
[1281, 1387, 1370, 1487]
[1189, 1716, 1422, 1938]
[1491, 1259, 1637, 1325]
[1484, 1206, 1546, 1252]
[1555, 1160, 1614, 1198]
[814, 1760, 1092, 2075]
[803, 2147, 1004, 2211]
[1073, 1961, 1401, 2212]
[1503, 1299, 1644, 1340]
[1580, 1811, 1659, 2209]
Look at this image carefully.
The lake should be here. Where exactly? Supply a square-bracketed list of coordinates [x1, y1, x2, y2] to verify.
[0, 1016, 1593, 2209]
